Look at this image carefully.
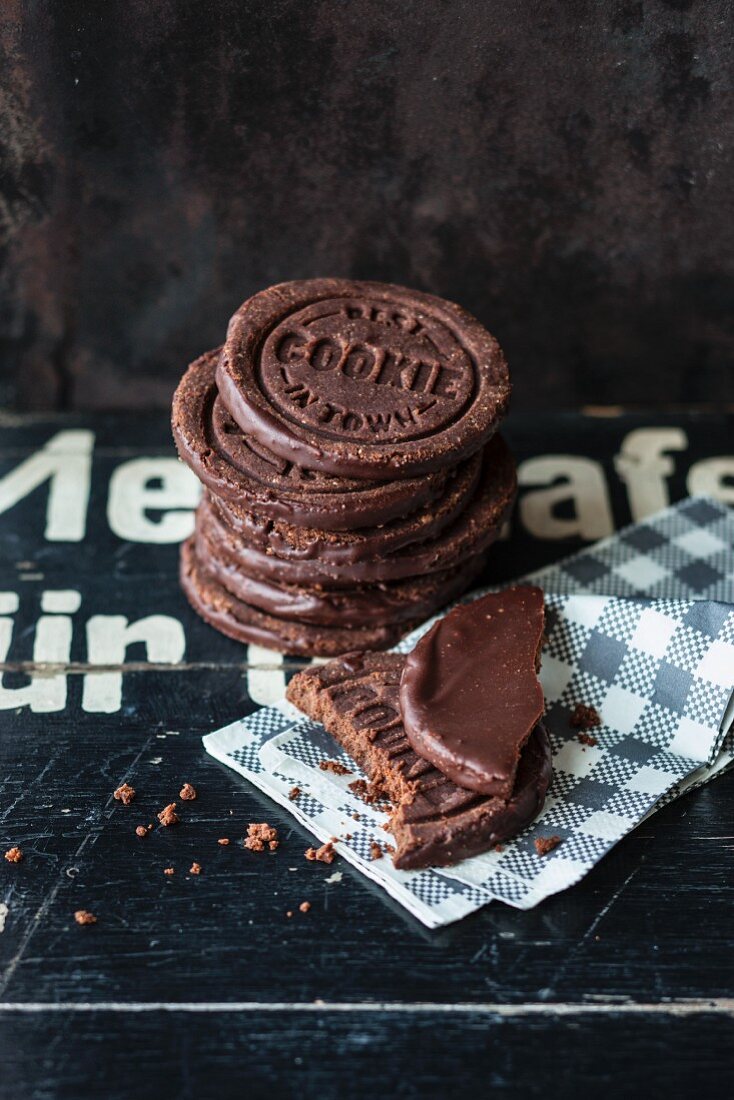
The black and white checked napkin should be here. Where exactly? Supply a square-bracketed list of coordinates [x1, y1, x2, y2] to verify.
[203, 496, 734, 927]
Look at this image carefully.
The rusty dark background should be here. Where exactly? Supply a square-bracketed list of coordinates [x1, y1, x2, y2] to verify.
[0, 0, 732, 412]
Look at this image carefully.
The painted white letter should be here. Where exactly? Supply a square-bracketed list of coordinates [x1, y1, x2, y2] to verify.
[0, 431, 93, 541]
[82, 614, 186, 712]
[0, 590, 80, 712]
[614, 428, 688, 521]
[518, 457, 614, 540]
[107, 458, 200, 543]
[687, 457, 734, 506]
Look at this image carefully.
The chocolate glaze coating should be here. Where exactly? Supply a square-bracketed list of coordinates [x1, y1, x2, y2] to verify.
[209, 448, 481, 566]
[286, 652, 552, 870]
[400, 587, 546, 796]
[179, 536, 425, 656]
[172, 348, 452, 531]
[216, 278, 510, 479]
[198, 433, 517, 589]
[195, 514, 488, 627]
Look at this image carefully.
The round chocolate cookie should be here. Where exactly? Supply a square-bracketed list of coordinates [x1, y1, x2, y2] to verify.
[180, 537, 421, 656]
[198, 434, 517, 589]
[172, 349, 452, 531]
[216, 279, 510, 479]
[210, 447, 482, 565]
[195, 515, 488, 626]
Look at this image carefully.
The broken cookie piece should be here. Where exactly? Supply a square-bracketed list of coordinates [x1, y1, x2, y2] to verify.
[287, 651, 551, 871]
[400, 586, 546, 796]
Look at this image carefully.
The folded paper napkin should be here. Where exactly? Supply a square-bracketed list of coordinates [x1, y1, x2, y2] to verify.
[203, 496, 734, 927]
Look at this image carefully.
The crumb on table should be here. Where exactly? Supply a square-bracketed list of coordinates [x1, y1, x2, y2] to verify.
[157, 803, 179, 827]
[74, 909, 97, 925]
[179, 783, 197, 801]
[4, 846, 23, 863]
[304, 842, 336, 865]
[113, 783, 136, 805]
[244, 823, 279, 852]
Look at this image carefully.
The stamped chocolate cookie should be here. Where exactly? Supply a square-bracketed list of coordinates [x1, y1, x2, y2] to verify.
[210, 447, 482, 565]
[180, 537, 423, 656]
[198, 434, 516, 589]
[216, 279, 510, 479]
[172, 349, 452, 531]
[286, 653, 552, 869]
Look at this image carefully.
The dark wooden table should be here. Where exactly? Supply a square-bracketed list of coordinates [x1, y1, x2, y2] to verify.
[1, 409, 733, 1099]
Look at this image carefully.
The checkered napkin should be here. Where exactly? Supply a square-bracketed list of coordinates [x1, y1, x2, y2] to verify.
[203, 497, 734, 927]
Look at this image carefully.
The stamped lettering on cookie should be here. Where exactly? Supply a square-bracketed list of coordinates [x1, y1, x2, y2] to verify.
[258, 297, 475, 443]
[217, 279, 509, 478]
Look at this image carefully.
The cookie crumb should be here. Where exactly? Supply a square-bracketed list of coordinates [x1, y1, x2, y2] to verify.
[189, 862, 201, 875]
[494, 844, 504, 853]
[217, 838, 230, 846]
[369, 841, 383, 861]
[286, 911, 293, 918]
[319, 760, 352, 775]
[348, 778, 384, 804]
[570, 703, 601, 730]
[135, 825, 150, 838]
[164, 867, 175, 876]
[157, 802, 179, 827]
[288, 787, 301, 801]
[74, 909, 96, 925]
[113, 783, 136, 805]
[577, 731, 598, 747]
[304, 842, 336, 865]
[351, 812, 361, 821]
[179, 783, 197, 801]
[298, 901, 311, 913]
[245, 823, 279, 852]
[534, 835, 562, 857]
[4, 847, 23, 863]
[385, 844, 395, 855]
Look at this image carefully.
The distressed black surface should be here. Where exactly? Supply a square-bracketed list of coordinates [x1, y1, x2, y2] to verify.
[0, 410, 733, 1097]
[1, 1, 733, 411]
[4, 1010, 733, 1100]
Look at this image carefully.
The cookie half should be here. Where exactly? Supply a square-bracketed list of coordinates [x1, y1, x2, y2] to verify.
[286, 652, 552, 869]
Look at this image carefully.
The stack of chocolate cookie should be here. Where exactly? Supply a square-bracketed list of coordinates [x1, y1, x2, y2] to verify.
[172, 278, 515, 656]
